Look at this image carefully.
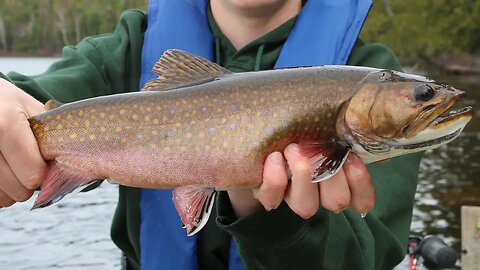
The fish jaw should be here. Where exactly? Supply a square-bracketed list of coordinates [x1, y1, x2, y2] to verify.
[390, 106, 473, 149]
[351, 106, 473, 164]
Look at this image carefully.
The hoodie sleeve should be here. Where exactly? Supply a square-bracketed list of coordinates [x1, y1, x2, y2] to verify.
[215, 41, 422, 270]
[1, 9, 146, 103]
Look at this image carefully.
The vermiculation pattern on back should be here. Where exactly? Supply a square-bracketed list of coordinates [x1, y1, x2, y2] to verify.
[29, 66, 369, 189]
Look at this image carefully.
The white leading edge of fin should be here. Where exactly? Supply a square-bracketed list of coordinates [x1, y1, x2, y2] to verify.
[312, 149, 351, 183]
[172, 185, 217, 236]
[187, 191, 216, 236]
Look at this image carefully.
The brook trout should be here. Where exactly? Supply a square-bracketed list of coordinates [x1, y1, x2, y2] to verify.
[29, 50, 473, 234]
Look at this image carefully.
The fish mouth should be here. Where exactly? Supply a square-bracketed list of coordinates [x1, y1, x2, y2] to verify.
[393, 105, 473, 149]
[429, 106, 473, 127]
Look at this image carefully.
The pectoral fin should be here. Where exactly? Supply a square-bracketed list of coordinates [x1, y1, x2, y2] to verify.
[173, 185, 216, 236]
[298, 139, 351, 182]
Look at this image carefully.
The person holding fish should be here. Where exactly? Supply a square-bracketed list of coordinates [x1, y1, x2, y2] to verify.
[0, 0, 473, 269]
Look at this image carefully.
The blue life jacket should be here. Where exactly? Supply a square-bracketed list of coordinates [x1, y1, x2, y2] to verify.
[139, 0, 372, 269]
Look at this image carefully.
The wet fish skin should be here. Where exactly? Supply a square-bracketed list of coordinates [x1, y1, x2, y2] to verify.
[29, 66, 366, 189]
[28, 50, 473, 234]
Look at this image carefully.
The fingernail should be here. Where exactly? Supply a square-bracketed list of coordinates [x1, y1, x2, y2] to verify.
[269, 152, 284, 166]
[265, 207, 272, 211]
[284, 143, 298, 155]
[360, 212, 368, 218]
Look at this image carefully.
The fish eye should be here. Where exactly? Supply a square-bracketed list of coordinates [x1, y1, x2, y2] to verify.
[414, 84, 435, 102]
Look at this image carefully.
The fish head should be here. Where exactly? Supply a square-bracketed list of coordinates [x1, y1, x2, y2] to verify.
[337, 69, 474, 163]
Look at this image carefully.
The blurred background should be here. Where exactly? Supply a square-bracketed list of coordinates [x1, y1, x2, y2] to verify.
[0, 0, 479, 269]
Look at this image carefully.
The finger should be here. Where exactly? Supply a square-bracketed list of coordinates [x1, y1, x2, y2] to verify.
[0, 110, 47, 190]
[0, 189, 15, 208]
[0, 153, 33, 202]
[0, 82, 47, 190]
[253, 151, 288, 211]
[319, 168, 351, 213]
[343, 154, 375, 213]
[284, 143, 319, 219]
[227, 189, 260, 218]
[0, 78, 46, 116]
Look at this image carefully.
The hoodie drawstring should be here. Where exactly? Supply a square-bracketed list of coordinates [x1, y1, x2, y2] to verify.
[254, 44, 265, 71]
[215, 36, 266, 71]
[215, 37, 221, 64]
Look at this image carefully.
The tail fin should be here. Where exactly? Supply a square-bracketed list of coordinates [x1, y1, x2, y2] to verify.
[32, 161, 98, 209]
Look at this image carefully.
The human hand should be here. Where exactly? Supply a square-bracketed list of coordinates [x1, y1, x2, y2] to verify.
[0, 78, 47, 208]
[228, 143, 375, 219]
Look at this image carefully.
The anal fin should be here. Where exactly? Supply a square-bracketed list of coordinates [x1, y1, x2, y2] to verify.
[172, 185, 216, 236]
[32, 161, 98, 209]
[298, 139, 351, 182]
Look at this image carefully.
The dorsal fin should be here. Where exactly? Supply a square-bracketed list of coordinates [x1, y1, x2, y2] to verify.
[142, 49, 232, 91]
[44, 100, 64, 110]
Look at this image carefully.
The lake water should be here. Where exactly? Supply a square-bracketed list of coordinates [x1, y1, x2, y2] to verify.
[0, 57, 120, 269]
[0, 57, 479, 269]
[409, 66, 480, 251]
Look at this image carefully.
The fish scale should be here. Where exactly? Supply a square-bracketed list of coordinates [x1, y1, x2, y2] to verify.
[29, 49, 473, 235]
[31, 67, 355, 186]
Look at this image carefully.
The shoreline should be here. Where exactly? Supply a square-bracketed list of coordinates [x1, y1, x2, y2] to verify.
[427, 55, 480, 75]
[400, 55, 480, 76]
[0, 50, 61, 57]
[2, 50, 479, 75]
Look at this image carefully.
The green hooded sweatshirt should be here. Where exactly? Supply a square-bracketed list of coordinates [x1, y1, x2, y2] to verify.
[1, 8, 421, 270]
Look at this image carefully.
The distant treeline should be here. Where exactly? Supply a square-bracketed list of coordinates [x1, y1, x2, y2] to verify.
[362, 0, 480, 57]
[1, 0, 479, 57]
[0, 0, 146, 55]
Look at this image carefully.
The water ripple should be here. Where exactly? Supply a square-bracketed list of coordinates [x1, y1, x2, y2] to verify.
[0, 184, 120, 270]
